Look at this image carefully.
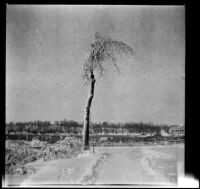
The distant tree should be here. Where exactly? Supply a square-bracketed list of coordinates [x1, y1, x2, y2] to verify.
[81, 32, 135, 150]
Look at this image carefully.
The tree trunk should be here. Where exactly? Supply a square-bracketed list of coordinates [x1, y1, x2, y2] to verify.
[82, 72, 95, 150]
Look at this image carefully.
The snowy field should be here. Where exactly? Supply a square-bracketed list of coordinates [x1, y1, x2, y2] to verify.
[4, 144, 184, 187]
[92, 144, 183, 185]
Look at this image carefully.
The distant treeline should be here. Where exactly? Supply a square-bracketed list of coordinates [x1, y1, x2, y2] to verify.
[6, 120, 172, 135]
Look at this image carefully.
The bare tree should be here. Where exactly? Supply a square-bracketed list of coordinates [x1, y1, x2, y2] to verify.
[82, 32, 135, 150]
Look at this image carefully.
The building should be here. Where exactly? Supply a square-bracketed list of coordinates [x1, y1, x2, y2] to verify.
[169, 125, 185, 136]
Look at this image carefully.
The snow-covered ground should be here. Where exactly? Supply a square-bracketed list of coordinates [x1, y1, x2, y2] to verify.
[160, 129, 171, 136]
[19, 151, 100, 186]
[4, 144, 184, 187]
[93, 144, 182, 185]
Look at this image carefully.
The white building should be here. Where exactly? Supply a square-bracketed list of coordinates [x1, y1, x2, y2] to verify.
[169, 125, 185, 136]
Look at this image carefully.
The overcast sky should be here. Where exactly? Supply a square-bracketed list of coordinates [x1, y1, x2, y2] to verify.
[6, 5, 185, 125]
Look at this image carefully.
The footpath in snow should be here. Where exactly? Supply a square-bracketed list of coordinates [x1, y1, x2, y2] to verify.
[87, 144, 181, 185]
[18, 144, 184, 186]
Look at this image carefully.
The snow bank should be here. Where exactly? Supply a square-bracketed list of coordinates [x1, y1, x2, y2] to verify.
[20, 151, 100, 186]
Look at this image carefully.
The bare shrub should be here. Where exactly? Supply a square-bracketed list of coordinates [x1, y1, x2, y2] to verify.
[5, 140, 45, 175]
[42, 137, 82, 161]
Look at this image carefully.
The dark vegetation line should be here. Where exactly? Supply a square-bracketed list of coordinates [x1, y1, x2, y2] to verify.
[6, 120, 173, 135]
